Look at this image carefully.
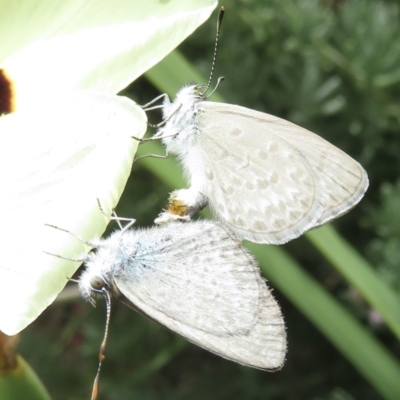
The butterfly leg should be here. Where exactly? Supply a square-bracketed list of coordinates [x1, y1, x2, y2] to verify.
[141, 93, 169, 111]
[95, 199, 136, 232]
[132, 152, 168, 164]
[131, 135, 158, 143]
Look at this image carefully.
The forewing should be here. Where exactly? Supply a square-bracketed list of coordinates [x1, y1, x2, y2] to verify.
[194, 102, 368, 244]
[114, 221, 286, 370]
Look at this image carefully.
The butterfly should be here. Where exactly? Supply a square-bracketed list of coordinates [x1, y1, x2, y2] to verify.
[152, 83, 369, 244]
[78, 219, 286, 370]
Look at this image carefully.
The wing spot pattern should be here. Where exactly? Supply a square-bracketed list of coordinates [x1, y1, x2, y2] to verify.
[205, 168, 214, 180]
[252, 220, 267, 231]
[289, 210, 302, 222]
[229, 127, 243, 137]
[289, 168, 306, 181]
[216, 202, 225, 214]
[273, 218, 287, 230]
[270, 171, 279, 184]
[219, 148, 230, 159]
[258, 150, 268, 160]
[221, 185, 234, 195]
[257, 179, 270, 190]
[246, 181, 255, 190]
[268, 142, 279, 152]
[278, 203, 287, 214]
[234, 217, 246, 227]
[300, 198, 312, 209]
[232, 176, 242, 187]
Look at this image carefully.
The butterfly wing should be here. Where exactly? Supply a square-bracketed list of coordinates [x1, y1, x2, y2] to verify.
[113, 221, 286, 370]
[190, 102, 368, 244]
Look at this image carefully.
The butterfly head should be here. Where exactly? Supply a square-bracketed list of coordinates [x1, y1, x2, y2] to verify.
[174, 83, 206, 105]
[78, 269, 108, 306]
[78, 231, 127, 305]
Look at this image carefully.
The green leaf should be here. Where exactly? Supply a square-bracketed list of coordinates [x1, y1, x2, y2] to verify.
[248, 242, 400, 400]
[307, 226, 400, 340]
[0, 355, 52, 400]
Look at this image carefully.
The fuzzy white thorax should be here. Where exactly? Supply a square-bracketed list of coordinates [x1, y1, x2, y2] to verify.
[158, 84, 210, 196]
[159, 84, 204, 155]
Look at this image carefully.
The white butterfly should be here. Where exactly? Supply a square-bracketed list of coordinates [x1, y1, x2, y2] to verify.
[79, 219, 286, 370]
[153, 84, 369, 244]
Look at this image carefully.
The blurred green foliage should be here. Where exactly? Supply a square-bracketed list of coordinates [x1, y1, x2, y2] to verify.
[365, 180, 400, 291]
[20, 0, 400, 399]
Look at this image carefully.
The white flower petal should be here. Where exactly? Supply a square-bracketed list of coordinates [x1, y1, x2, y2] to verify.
[0, 91, 146, 334]
[0, 0, 217, 111]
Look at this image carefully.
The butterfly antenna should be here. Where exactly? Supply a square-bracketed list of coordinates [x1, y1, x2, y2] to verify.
[202, 6, 225, 96]
[45, 224, 96, 248]
[91, 288, 112, 400]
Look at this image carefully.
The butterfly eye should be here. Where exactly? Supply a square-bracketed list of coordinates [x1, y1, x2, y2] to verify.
[89, 275, 106, 291]
[194, 85, 203, 94]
